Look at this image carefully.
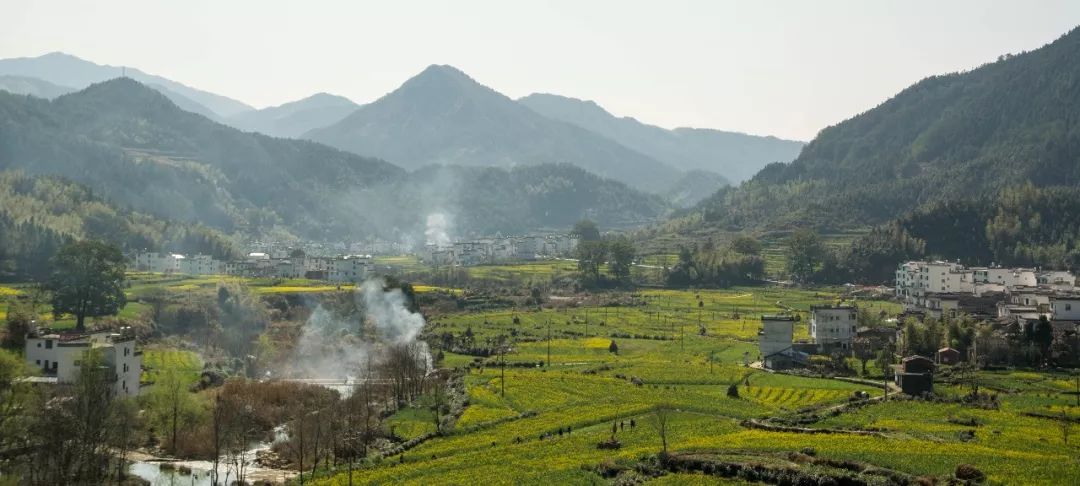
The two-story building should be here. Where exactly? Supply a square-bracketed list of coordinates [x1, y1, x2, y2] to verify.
[25, 329, 142, 397]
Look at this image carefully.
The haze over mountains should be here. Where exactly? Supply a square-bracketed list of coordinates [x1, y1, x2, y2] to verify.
[518, 93, 804, 183]
[0, 77, 668, 245]
[304, 64, 684, 192]
[0, 53, 806, 201]
[225, 93, 360, 139]
[0, 52, 253, 117]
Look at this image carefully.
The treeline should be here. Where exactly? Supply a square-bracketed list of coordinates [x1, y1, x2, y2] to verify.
[0, 171, 237, 281]
[666, 236, 766, 287]
[783, 184, 1080, 284]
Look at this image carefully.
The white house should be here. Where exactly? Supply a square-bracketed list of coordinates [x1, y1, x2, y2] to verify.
[971, 267, 1037, 287]
[810, 305, 858, 351]
[1051, 295, 1080, 321]
[133, 252, 184, 273]
[25, 329, 142, 397]
[178, 254, 225, 275]
[329, 255, 372, 283]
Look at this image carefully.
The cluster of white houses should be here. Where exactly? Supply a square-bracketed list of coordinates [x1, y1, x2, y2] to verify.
[133, 251, 373, 283]
[895, 261, 1079, 327]
[422, 233, 579, 266]
[23, 328, 143, 397]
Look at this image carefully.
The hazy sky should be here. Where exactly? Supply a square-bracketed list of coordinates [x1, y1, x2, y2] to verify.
[3, 1, 1078, 140]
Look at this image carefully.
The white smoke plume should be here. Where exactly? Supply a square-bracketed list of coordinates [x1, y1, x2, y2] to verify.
[286, 304, 371, 379]
[425, 212, 452, 248]
[361, 279, 426, 344]
[283, 278, 429, 379]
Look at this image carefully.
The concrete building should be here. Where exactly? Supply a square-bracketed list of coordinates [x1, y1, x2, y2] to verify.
[1051, 295, 1080, 321]
[760, 315, 806, 369]
[329, 255, 372, 283]
[25, 329, 142, 397]
[971, 267, 1037, 287]
[133, 252, 183, 273]
[810, 304, 857, 352]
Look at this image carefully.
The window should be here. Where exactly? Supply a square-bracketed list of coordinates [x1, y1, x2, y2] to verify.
[1067, 304, 1073, 311]
[45, 340, 53, 349]
[35, 360, 40, 365]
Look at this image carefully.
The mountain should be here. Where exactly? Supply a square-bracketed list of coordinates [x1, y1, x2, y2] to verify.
[305, 65, 681, 193]
[0, 75, 74, 99]
[0, 78, 668, 241]
[664, 169, 731, 208]
[0, 52, 253, 117]
[696, 27, 1080, 231]
[225, 93, 359, 138]
[518, 93, 804, 182]
[0, 78, 405, 239]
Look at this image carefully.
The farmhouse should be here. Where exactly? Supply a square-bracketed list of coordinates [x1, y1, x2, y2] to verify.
[24, 328, 142, 397]
[809, 304, 857, 352]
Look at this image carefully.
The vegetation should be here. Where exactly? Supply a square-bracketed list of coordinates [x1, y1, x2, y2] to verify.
[47, 240, 127, 331]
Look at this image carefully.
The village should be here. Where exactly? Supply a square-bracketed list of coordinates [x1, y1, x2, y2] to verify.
[760, 260, 1080, 396]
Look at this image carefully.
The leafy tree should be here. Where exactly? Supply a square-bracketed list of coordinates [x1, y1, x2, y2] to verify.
[785, 228, 826, 283]
[572, 219, 601, 242]
[607, 237, 636, 282]
[576, 240, 608, 283]
[730, 235, 763, 256]
[48, 240, 127, 331]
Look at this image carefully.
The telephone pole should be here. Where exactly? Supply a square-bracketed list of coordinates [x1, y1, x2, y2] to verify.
[547, 319, 552, 367]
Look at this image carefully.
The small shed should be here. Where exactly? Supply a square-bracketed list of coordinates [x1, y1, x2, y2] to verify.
[936, 347, 962, 365]
[894, 355, 935, 396]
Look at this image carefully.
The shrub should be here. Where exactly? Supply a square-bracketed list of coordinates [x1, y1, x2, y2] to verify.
[955, 464, 986, 482]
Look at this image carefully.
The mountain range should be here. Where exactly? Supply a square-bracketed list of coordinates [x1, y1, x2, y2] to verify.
[303, 65, 682, 192]
[225, 93, 360, 138]
[518, 93, 804, 183]
[0, 53, 806, 200]
[0, 52, 253, 117]
[0, 77, 668, 243]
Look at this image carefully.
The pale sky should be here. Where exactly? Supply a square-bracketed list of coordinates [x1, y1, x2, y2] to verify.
[2, 0, 1078, 140]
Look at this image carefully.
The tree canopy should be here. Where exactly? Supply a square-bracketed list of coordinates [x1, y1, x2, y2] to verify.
[48, 240, 127, 331]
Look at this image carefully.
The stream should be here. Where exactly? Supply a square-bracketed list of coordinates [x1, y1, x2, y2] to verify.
[128, 426, 294, 485]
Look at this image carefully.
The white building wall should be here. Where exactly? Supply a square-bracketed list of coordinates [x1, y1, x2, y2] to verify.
[810, 307, 858, 349]
[1052, 298, 1080, 321]
[759, 317, 794, 357]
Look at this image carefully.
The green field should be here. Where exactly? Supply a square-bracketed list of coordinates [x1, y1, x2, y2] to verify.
[305, 282, 1080, 485]
[140, 347, 203, 386]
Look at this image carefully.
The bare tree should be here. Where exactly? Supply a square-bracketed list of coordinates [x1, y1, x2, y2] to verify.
[649, 404, 674, 454]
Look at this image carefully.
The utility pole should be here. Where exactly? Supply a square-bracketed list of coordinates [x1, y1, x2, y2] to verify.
[547, 319, 552, 368]
[585, 308, 589, 338]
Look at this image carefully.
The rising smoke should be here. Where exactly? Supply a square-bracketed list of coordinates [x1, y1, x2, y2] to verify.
[283, 278, 429, 379]
[425, 212, 452, 248]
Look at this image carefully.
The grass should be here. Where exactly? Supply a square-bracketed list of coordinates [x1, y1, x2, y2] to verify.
[141, 348, 203, 386]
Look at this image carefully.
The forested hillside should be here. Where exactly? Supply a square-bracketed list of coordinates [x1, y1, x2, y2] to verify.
[0, 79, 669, 242]
[0, 172, 236, 281]
[0, 78, 406, 240]
[698, 27, 1080, 230]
